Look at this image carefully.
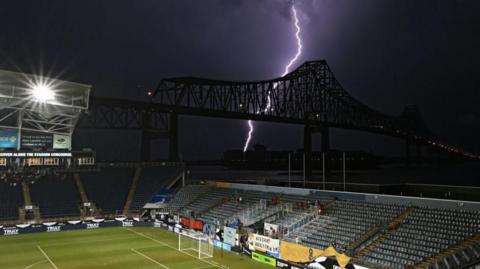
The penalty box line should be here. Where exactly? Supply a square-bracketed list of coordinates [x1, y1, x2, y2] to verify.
[37, 245, 58, 269]
[131, 248, 170, 269]
[123, 228, 228, 269]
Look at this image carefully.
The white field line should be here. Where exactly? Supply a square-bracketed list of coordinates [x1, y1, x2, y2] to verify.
[37, 246, 58, 269]
[131, 248, 170, 269]
[124, 228, 228, 269]
[24, 260, 48, 269]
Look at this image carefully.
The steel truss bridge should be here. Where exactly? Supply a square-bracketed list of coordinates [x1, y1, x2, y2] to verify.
[78, 60, 479, 177]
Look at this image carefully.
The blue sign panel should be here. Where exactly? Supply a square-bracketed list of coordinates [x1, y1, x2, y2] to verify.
[0, 129, 18, 148]
[213, 240, 231, 252]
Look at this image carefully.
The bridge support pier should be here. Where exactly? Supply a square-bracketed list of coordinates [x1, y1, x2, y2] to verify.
[321, 127, 330, 181]
[169, 113, 179, 161]
[140, 111, 153, 161]
[304, 125, 313, 181]
[303, 126, 330, 185]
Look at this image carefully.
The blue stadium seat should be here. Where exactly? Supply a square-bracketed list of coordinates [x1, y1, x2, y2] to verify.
[82, 168, 134, 213]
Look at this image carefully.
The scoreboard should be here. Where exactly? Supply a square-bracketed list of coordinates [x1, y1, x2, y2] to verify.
[0, 150, 95, 168]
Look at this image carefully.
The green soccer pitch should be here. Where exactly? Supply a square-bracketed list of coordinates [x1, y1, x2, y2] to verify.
[0, 227, 272, 269]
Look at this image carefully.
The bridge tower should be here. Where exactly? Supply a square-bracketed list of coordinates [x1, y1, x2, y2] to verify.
[304, 125, 330, 182]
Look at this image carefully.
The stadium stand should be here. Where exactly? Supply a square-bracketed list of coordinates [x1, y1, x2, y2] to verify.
[0, 181, 23, 220]
[286, 200, 406, 252]
[29, 175, 81, 218]
[180, 187, 234, 219]
[129, 166, 182, 211]
[164, 185, 210, 214]
[360, 207, 480, 268]
[1, 177, 479, 269]
[162, 184, 480, 268]
[81, 168, 134, 213]
[199, 189, 277, 225]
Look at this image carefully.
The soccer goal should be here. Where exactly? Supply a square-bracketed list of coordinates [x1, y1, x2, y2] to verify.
[178, 230, 213, 260]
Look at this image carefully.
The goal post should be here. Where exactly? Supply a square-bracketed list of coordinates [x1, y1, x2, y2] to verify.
[178, 230, 213, 260]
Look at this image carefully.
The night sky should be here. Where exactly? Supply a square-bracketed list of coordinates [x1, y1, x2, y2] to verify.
[1, 0, 479, 160]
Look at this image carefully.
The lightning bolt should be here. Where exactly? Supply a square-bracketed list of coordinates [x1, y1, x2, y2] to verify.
[243, 3, 303, 152]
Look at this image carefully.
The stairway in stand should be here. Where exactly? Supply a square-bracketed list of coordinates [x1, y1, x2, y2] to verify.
[74, 173, 93, 219]
[353, 206, 416, 259]
[74, 173, 89, 204]
[123, 167, 143, 215]
[414, 233, 480, 269]
[21, 181, 32, 206]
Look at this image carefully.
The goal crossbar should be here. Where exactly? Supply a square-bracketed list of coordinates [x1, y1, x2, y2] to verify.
[178, 231, 213, 260]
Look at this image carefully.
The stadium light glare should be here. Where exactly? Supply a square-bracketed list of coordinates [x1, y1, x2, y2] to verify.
[31, 83, 55, 102]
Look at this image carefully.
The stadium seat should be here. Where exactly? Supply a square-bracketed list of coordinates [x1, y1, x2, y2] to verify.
[29, 175, 81, 218]
[0, 180, 23, 220]
[82, 168, 134, 213]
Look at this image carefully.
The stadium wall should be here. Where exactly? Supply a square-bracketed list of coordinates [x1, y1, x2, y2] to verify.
[225, 183, 480, 210]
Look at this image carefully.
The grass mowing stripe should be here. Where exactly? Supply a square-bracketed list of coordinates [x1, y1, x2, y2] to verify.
[41, 235, 138, 247]
[123, 228, 227, 269]
[37, 246, 58, 269]
[131, 248, 170, 269]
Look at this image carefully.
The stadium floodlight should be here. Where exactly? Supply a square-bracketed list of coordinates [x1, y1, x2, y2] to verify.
[0, 69, 91, 137]
[31, 83, 55, 102]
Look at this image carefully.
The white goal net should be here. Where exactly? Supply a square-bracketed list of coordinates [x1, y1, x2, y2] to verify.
[178, 230, 213, 260]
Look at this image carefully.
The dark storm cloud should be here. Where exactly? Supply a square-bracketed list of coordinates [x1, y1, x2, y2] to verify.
[0, 0, 479, 158]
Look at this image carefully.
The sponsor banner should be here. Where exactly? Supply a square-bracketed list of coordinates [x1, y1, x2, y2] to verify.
[280, 242, 351, 269]
[213, 240, 231, 252]
[181, 217, 204, 230]
[21, 131, 53, 149]
[53, 134, 71, 149]
[2, 228, 19, 236]
[16, 224, 31, 228]
[276, 259, 305, 269]
[280, 241, 325, 263]
[264, 223, 279, 237]
[0, 220, 176, 237]
[224, 226, 236, 246]
[0, 152, 73, 157]
[46, 226, 62, 232]
[122, 221, 134, 227]
[249, 234, 280, 258]
[86, 223, 100, 229]
[252, 252, 277, 267]
[0, 129, 18, 149]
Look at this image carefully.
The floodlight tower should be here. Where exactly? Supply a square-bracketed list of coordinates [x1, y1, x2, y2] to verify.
[0, 70, 91, 150]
